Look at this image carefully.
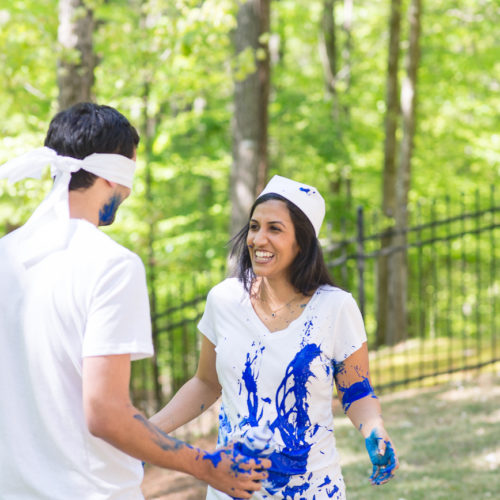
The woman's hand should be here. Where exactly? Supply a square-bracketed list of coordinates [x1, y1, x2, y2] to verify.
[364, 427, 399, 485]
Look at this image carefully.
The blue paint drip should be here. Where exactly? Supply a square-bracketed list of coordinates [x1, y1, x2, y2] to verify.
[99, 194, 121, 225]
[240, 352, 263, 427]
[365, 429, 397, 485]
[337, 377, 376, 412]
[265, 343, 322, 494]
[301, 320, 314, 347]
[299, 187, 311, 194]
[218, 405, 233, 446]
[327, 484, 340, 497]
[282, 482, 310, 499]
[318, 475, 331, 488]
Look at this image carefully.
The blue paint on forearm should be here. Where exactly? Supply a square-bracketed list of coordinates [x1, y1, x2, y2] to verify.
[338, 377, 377, 412]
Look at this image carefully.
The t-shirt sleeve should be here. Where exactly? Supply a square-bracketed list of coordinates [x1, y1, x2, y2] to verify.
[332, 293, 367, 362]
[82, 254, 154, 360]
[197, 288, 217, 346]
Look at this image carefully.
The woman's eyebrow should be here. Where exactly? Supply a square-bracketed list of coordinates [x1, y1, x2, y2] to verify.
[250, 218, 287, 227]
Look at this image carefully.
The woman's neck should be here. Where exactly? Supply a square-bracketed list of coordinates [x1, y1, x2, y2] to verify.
[253, 277, 298, 304]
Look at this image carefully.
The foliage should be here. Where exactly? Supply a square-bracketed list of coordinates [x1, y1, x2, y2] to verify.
[0, 0, 498, 356]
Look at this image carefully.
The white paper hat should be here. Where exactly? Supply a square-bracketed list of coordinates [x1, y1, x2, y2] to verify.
[258, 175, 325, 236]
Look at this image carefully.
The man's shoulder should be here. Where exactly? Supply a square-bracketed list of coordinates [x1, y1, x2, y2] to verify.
[71, 220, 142, 266]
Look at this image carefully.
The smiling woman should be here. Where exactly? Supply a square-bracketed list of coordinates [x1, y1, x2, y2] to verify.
[150, 175, 399, 499]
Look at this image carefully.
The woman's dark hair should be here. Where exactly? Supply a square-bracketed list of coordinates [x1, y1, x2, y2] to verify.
[230, 193, 334, 295]
[44, 102, 140, 190]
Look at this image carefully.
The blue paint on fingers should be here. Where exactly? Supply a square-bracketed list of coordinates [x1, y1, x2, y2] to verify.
[365, 429, 397, 485]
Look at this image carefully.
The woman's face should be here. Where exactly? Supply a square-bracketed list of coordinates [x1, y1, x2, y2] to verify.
[246, 199, 300, 281]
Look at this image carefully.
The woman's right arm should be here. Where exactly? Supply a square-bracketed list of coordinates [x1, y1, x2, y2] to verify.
[149, 335, 221, 433]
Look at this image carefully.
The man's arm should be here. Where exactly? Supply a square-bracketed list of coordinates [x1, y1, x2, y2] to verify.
[83, 354, 268, 498]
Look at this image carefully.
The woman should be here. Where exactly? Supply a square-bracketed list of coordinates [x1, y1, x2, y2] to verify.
[151, 175, 398, 499]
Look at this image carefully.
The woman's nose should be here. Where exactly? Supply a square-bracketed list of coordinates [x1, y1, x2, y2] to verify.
[252, 229, 267, 246]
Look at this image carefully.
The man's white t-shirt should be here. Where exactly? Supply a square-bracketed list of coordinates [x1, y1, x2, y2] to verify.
[198, 278, 367, 499]
[0, 218, 154, 499]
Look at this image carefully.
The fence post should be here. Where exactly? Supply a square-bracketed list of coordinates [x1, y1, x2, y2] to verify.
[356, 205, 365, 317]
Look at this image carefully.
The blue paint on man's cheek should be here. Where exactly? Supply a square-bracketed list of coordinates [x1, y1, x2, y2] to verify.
[99, 194, 122, 225]
[338, 377, 377, 412]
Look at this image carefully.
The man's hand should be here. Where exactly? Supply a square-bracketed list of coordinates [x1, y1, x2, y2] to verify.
[199, 447, 271, 499]
[364, 428, 399, 485]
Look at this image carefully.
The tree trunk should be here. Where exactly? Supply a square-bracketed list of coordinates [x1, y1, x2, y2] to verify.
[382, 0, 402, 218]
[57, 0, 96, 110]
[230, 0, 270, 237]
[341, 0, 353, 98]
[388, 0, 422, 345]
[377, 0, 402, 347]
[319, 0, 337, 95]
[378, 0, 421, 346]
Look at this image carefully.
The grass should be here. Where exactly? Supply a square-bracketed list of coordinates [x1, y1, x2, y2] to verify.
[334, 369, 500, 500]
[369, 336, 499, 392]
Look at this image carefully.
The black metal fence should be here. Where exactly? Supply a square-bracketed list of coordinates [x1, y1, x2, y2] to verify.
[131, 188, 499, 412]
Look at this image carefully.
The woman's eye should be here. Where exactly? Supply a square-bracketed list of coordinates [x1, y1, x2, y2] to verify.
[249, 224, 258, 231]
[270, 226, 281, 232]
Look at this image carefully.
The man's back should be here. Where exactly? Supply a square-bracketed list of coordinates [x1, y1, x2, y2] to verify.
[0, 218, 152, 499]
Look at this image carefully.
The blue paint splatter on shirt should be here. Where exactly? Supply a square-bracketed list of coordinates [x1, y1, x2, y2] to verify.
[327, 484, 340, 497]
[240, 352, 263, 427]
[266, 343, 322, 494]
[301, 320, 314, 347]
[318, 475, 331, 487]
[217, 405, 233, 446]
[230, 341, 344, 496]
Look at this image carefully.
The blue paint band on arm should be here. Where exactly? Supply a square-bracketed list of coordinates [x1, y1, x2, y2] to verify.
[338, 377, 376, 412]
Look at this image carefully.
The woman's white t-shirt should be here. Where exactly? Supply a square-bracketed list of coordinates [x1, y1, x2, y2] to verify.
[198, 278, 367, 499]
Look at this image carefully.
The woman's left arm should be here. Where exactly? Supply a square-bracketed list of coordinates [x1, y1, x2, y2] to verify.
[334, 342, 399, 485]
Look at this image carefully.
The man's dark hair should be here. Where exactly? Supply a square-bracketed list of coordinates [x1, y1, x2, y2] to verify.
[44, 102, 140, 190]
[230, 193, 334, 295]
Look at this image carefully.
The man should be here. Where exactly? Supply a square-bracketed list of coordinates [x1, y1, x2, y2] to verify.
[0, 103, 268, 499]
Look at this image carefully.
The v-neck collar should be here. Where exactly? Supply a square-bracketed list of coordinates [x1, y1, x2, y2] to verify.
[244, 287, 321, 336]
